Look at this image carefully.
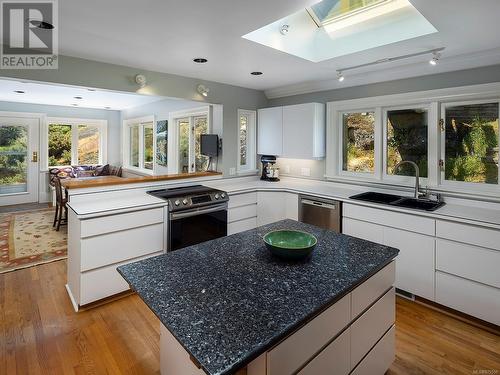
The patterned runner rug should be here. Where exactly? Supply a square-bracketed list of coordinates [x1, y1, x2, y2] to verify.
[0, 209, 67, 274]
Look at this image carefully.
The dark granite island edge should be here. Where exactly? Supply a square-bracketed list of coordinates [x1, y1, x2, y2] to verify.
[118, 219, 399, 375]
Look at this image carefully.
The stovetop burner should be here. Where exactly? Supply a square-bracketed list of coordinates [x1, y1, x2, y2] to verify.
[147, 185, 228, 212]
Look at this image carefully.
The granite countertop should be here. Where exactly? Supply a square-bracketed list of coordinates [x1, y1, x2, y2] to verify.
[118, 220, 399, 375]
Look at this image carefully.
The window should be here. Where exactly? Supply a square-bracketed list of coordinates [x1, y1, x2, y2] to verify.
[124, 117, 155, 174]
[171, 107, 211, 174]
[47, 118, 106, 167]
[386, 108, 428, 178]
[443, 102, 499, 185]
[156, 120, 168, 167]
[237, 109, 256, 173]
[342, 111, 375, 174]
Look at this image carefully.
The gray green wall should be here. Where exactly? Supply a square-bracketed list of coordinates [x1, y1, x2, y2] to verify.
[0, 55, 268, 177]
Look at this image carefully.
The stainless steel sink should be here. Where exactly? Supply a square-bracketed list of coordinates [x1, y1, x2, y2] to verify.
[350, 191, 445, 212]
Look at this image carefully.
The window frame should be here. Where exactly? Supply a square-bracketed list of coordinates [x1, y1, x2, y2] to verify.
[439, 99, 500, 193]
[46, 117, 107, 169]
[326, 82, 500, 197]
[237, 109, 257, 174]
[382, 104, 432, 186]
[168, 107, 211, 174]
[123, 115, 155, 175]
[337, 107, 382, 181]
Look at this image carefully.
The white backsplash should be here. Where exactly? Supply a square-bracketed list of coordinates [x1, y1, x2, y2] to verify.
[276, 158, 326, 180]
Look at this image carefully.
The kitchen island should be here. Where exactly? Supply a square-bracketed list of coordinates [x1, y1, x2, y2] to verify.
[118, 220, 399, 375]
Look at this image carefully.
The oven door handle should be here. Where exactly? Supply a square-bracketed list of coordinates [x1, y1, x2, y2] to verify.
[170, 204, 227, 220]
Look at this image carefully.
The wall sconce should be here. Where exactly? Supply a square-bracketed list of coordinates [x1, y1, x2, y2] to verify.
[135, 74, 147, 88]
[197, 84, 209, 97]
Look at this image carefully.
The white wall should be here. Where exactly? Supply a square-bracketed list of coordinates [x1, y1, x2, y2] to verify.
[0, 100, 121, 202]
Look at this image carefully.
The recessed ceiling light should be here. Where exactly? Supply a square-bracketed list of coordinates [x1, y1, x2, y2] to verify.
[74, 96, 83, 100]
[104, 106, 111, 110]
[193, 58, 208, 63]
[251, 71, 263, 76]
[87, 88, 96, 92]
[29, 20, 54, 30]
[71, 103, 78, 106]
[13, 90, 25, 94]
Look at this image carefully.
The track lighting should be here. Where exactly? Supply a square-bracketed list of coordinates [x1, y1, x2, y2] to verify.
[337, 71, 345, 82]
[197, 84, 209, 97]
[429, 52, 440, 66]
[280, 24, 289, 35]
[134, 74, 147, 88]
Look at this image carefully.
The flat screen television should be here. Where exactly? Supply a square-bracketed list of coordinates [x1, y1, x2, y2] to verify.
[200, 134, 219, 157]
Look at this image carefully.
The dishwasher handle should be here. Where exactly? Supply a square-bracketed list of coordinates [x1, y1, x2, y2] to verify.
[301, 199, 338, 210]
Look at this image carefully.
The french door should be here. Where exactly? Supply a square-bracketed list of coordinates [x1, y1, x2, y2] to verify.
[0, 115, 40, 206]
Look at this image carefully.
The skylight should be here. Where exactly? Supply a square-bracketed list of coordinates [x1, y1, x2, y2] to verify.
[242, 0, 437, 63]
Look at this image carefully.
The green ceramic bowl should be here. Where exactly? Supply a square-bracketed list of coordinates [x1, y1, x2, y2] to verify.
[263, 230, 317, 260]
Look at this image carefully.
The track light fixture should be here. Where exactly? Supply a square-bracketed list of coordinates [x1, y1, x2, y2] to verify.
[429, 51, 440, 66]
[280, 24, 289, 35]
[337, 71, 345, 82]
[197, 84, 209, 97]
[134, 74, 147, 88]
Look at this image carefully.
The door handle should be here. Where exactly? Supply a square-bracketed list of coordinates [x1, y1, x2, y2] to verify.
[31, 151, 38, 162]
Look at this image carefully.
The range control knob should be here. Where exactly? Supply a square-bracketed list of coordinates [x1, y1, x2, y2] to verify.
[214, 193, 220, 199]
[174, 200, 180, 206]
[221, 193, 226, 198]
[182, 199, 188, 205]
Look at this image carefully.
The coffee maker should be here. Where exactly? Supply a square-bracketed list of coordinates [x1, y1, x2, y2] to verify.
[260, 155, 280, 182]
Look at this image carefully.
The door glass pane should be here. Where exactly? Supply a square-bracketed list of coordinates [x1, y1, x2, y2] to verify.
[78, 125, 100, 165]
[156, 120, 168, 167]
[342, 112, 375, 173]
[143, 123, 154, 170]
[387, 109, 428, 178]
[130, 126, 139, 167]
[48, 124, 72, 166]
[194, 116, 209, 172]
[0, 125, 28, 194]
[239, 114, 248, 167]
[445, 103, 499, 184]
[178, 118, 190, 173]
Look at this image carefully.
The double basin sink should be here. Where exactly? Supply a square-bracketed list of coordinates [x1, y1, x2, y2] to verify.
[349, 191, 445, 211]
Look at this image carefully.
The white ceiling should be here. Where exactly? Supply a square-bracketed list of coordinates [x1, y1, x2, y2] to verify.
[0, 79, 164, 110]
[56, 0, 500, 97]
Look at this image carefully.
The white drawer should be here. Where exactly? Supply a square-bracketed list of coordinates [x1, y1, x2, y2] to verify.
[228, 192, 257, 209]
[267, 294, 350, 375]
[343, 218, 384, 244]
[350, 288, 395, 370]
[81, 223, 164, 271]
[436, 220, 500, 251]
[351, 325, 395, 375]
[228, 217, 257, 235]
[351, 261, 395, 319]
[436, 239, 500, 288]
[343, 203, 435, 236]
[436, 272, 500, 325]
[79, 251, 162, 305]
[298, 328, 350, 375]
[228, 204, 257, 223]
[80, 208, 163, 238]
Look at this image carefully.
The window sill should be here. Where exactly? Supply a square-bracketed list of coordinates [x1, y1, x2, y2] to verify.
[122, 167, 154, 177]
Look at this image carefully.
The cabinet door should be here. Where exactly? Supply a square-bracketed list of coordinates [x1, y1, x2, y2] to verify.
[257, 191, 286, 226]
[285, 193, 298, 220]
[383, 227, 435, 300]
[257, 107, 283, 156]
[343, 218, 384, 244]
[282, 103, 324, 159]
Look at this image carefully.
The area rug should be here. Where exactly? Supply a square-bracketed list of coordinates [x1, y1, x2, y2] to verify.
[0, 209, 67, 274]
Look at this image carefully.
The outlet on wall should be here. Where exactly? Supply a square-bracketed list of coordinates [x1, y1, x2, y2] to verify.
[300, 167, 311, 177]
[229, 167, 236, 175]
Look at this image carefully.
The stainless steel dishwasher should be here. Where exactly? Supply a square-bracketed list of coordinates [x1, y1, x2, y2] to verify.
[298, 194, 342, 233]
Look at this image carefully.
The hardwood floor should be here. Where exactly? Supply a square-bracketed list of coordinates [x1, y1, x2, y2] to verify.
[1, 260, 498, 375]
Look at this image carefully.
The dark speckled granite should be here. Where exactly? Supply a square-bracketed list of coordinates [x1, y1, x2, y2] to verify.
[118, 219, 399, 375]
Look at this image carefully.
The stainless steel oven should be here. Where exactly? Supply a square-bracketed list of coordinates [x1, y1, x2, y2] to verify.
[147, 185, 228, 252]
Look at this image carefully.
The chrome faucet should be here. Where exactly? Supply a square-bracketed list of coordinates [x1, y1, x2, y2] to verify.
[394, 160, 425, 199]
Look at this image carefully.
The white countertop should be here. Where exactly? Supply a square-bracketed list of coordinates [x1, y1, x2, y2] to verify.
[67, 176, 500, 229]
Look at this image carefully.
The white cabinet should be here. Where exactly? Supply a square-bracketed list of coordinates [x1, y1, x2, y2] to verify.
[343, 204, 435, 301]
[257, 103, 325, 159]
[257, 191, 298, 226]
[282, 103, 325, 159]
[257, 107, 283, 156]
[228, 192, 258, 235]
